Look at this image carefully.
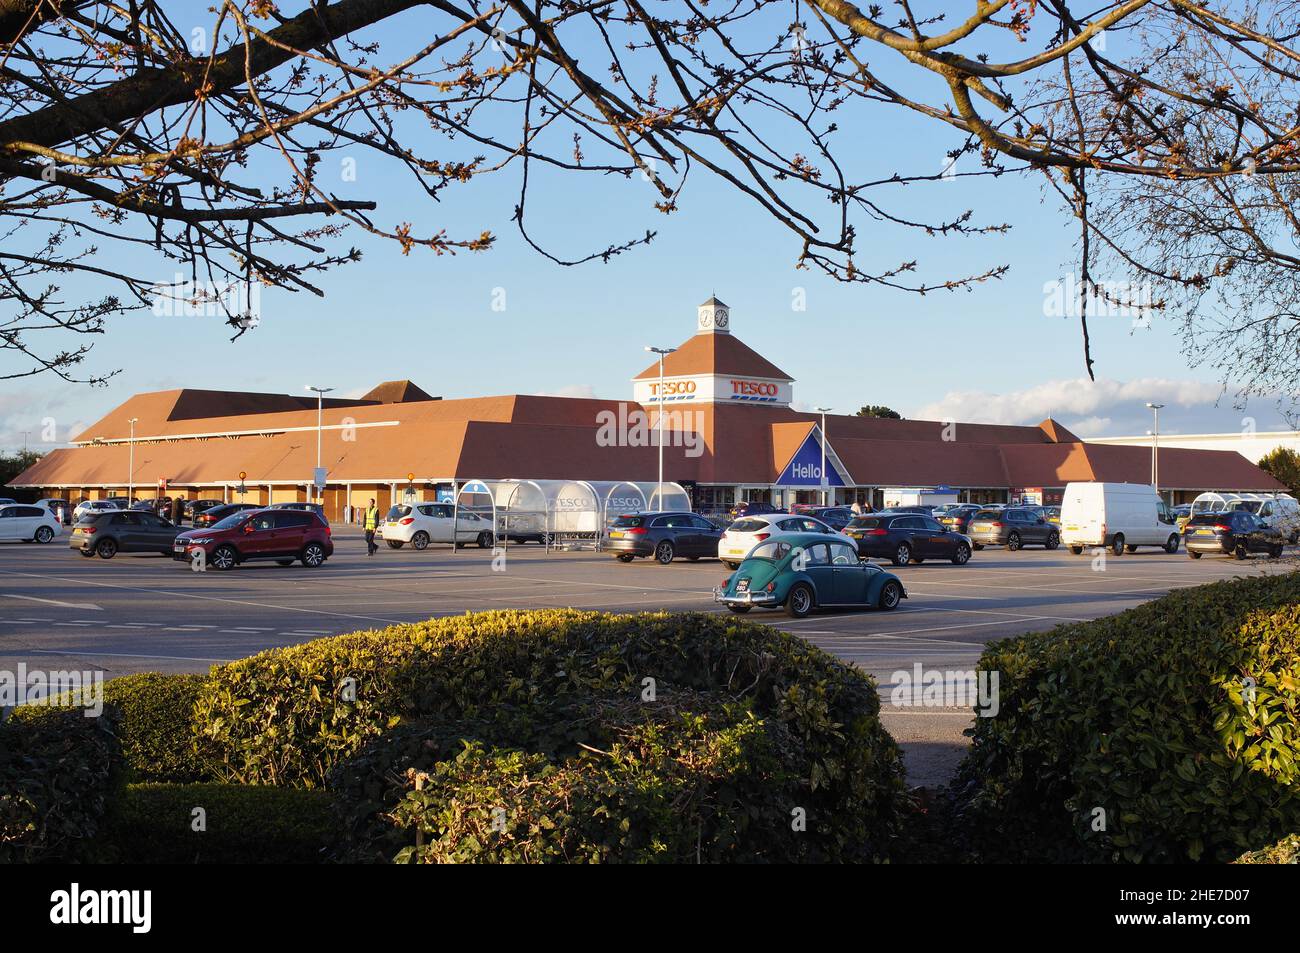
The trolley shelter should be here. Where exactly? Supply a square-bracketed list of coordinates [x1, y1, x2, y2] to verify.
[453, 479, 690, 553]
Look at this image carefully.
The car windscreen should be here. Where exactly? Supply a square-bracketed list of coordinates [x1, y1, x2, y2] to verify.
[209, 511, 253, 531]
[611, 515, 645, 528]
[386, 505, 412, 520]
[972, 510, 1002, 519]
[1187, 514, 1227, 526]
[846, 517, 880, 529]
[729, 519, 769, 533]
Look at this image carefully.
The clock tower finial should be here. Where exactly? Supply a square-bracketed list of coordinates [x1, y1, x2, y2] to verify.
[697, 296, 731, 335]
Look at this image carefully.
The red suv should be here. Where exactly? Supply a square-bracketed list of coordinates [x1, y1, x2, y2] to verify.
[173, 507, 333, 569]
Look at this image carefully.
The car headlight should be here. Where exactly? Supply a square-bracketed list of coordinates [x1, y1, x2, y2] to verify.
[190, 537, 212, 544]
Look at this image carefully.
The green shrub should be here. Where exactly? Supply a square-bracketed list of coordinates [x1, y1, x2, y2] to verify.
[1234, 833, 1300, 864]
[97, 672, 211, 782]
[104, 783, 336, 863]
[196, 609, 908, 862]
[956, 572, 1300, 863]
[0, 707, 121, 862]
[14, 671, 213, 782]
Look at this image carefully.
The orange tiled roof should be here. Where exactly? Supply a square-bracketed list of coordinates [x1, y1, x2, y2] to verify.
[633, 333, 792, 381]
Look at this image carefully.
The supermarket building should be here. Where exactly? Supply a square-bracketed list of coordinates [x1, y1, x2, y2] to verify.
[11, 298, 1284, 519]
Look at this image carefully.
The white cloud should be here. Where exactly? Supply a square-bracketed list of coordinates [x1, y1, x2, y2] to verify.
[538, 384, 597, 399]
[912, 378, 1225, 430]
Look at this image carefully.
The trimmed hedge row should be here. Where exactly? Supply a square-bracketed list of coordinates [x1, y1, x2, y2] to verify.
[1234, 833, 1300, 864]
[104, 783, 337, 863]
[0, 707, 121, 862]
[196, 609, 909, 862]
[956, 572, 1300, 863]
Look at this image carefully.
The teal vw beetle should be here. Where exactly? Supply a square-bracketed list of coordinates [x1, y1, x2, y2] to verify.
[713, 532, 907, 618]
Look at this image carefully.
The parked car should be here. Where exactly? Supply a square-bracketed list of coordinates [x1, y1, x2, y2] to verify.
[967, 507, 1060, 551]
[174, 507, 333, 569]
[269, 501, 328, 523]
[72, 499, 125, 522]
[714, 533, 907, 618]
[0, 503, 63, 543]
[34, 497, 72, 525]
[605, 511, 724, 563]
[726, 500, 785, 521]
[378, 501, 495, 549]
[842, 512, 972, 566]
[934, 503, 984, 534]
[881, 505, 936, 515]
[791, 506, 855, 530]
[0, 497, 15, 506]
[186, 499, 225, 522]
[1183, 511, 1285, 560]
[192, 502, 259, 528]
[1059, 482, 1179, 556]
[717, 513, 851, 569]
[71, 510, 180, 558]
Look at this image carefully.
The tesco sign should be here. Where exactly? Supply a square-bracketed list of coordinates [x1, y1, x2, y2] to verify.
[650, 379, 697, 397]
[731, 379, 778, 397]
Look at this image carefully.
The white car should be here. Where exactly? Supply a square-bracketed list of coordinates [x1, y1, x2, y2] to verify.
[379, 502, 496, 550]
[0, 503, 64, 543]
[718, 513, 852, 569]
[73, 499, 125, 522]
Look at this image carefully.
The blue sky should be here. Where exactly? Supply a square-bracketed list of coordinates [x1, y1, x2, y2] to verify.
[2, 6, 1294, 454]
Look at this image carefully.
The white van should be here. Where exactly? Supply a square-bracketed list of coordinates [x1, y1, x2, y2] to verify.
[1252, 495, 1300, 544]
[1060, 482, 1182, 555]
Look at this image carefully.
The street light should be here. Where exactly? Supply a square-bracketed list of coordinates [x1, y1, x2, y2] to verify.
[1145, 402, 1164, 493]
[306, 386, 334, 503]
[127, 417, 139, 502]
[815, 407, 833, 506]
[644, 346, 676, 509]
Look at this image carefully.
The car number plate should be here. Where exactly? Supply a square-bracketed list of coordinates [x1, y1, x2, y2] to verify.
[1195, 528, 1212, 535]
[609, 531, 624, 538]
[737, 579, 750, 592]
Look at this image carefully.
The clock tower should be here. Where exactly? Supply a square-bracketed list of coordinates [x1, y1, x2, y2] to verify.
[697, 296, 731, 335]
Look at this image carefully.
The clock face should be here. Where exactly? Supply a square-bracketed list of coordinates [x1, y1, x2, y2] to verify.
[715, 309, 729, 328]
[700, 311, 713, 328]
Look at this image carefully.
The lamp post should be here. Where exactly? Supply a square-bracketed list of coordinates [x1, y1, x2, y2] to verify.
[127, 417, 139, 502]
[644, 346, 676, 509]
[306, 386, 334, 503]
[815, 407, 832, 506]
[1146, 402, 1164, 495]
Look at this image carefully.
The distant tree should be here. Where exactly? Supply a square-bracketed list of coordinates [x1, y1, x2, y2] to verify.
[0, 450, 44, 490]
[1258, 447, 1300, 498]
[856, 406, 902, 420]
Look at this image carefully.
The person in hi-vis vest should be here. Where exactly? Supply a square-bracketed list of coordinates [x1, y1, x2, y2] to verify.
[364, 499, 380, 556]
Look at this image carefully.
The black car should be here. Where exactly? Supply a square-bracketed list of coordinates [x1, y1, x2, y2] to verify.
[192, 502, 259, 528]
[794, 506, 855, 530]
[843, 512, 972, 566]
[269, 501, 328, 523]
[605, 511, 724, 564]
[186, 499, 225, 519]
[1184, 511, 1285, 559]
[727, 500, 785, 521]
[933, 504, 984, 534]
[70, 510, 180, 558]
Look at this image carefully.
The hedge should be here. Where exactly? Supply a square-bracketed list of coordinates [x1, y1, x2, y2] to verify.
[0, 707, 121, 862]
[14, 671, 213, 783]
[104, 783, 337, 863]
[195, 609, 909, 862]
[1234, 833, 1300, 864]
[956, 572, 1300, 863]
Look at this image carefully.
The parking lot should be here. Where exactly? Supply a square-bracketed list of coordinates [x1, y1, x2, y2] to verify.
[1, 529, 1292, 688]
